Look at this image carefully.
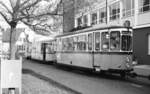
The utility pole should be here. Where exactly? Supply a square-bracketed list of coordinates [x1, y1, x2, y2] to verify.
[106, 0, 108, 25]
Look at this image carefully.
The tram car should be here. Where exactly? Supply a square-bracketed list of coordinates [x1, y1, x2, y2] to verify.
[55, 26, 134, 76]
[30, 39, 56, 63]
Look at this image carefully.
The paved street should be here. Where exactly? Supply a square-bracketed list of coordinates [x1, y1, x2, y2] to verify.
[22, 60, 150, 94]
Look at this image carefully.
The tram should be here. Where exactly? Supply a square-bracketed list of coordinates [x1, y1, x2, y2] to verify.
[55, 26, 133, 76]
[30, 39, 56, 63]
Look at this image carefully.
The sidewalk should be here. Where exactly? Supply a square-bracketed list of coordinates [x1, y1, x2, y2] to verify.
[129, 65, 150, 85]
[22, 74, 76, 94]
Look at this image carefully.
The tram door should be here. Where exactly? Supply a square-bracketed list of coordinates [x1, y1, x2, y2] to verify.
[93, 32, 101, 68]
[42, 43, 46, 61]
[88, 33, 94, 68]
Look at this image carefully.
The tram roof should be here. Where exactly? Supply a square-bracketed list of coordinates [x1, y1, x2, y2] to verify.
[56, 26, 132, 38]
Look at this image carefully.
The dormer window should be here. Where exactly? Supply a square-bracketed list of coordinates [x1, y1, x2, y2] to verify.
[99, 7, 106, 23]
[91, 12, 97, 25]
[83, 15, 88, 27]
[109, 2, 120, 21]
[139, 0, 150, 13]
[122, 0, 134, 17]
[77, 17, 82, 27]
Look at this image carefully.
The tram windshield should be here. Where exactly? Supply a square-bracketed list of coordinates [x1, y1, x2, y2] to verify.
[110, 31, 120, 51]
[121, 35, 132, 51]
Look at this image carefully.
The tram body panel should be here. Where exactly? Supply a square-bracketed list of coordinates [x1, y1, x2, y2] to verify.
[45, 53, 56, 61]
[110, 54, 132, 70]
[56, 52, 93, 69]
[94, 54, 111, 70]
[94, 53, 132, 70]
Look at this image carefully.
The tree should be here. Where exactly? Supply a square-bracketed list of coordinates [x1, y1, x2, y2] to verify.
[0, 0, 62, 59]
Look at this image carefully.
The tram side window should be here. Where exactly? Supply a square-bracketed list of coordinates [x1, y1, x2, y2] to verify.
[73, 36, 78, 51]
[56, 39, 61, 51]
[88, 33, 93, 50]
[78, 35, 87, 51]
[62, 38, 68, 51]
[68, 37, 74, 51]
[121, 35, 132, 51]
[53, 40, 57, 52]
[95, 32, 100, 51]
[101, 32, 109, 51]
[110, 31, 120, 51]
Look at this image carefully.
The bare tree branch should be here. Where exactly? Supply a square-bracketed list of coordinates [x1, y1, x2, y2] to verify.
[0, 0, 63, 35]
[20, 0, 30, 7]
[0, 11, 10, 24]
[0, 1, 13, 14]
[19, 0, 41, 12]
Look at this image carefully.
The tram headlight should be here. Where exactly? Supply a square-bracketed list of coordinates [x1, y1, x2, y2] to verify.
[126, 57, 130, 63]
[132, 60, 138, 65]
[125, 57, 130, 68]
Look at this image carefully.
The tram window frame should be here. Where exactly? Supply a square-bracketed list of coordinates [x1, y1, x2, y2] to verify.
[148, 34, 150, 55]
[66, 37, 73, 51]
[95, 32, 100, 51]
[110, 31, 121, 51]
[101, 31, 110, 51]
[88, 33, 93, 51]
[56, 38, 61, 52]
[73, 36, 78, 51]
[62, 38, 68, 51]
[121, 35, 132, 51]
[77, 35, 87, 51]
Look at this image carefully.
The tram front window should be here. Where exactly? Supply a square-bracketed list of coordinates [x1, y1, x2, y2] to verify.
[121, 35, 132, 51]
[110, 31, 120, 51]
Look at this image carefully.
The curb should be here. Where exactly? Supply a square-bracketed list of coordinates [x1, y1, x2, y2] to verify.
[22, 68, 82, 94]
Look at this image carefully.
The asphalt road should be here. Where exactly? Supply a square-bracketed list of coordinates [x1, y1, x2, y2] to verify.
[22, 60, 150, 94]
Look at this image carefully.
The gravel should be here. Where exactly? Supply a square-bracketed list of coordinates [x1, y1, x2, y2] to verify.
[22, 74, 75, 94]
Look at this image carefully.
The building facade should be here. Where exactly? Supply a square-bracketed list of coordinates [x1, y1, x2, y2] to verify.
[63, 0, 150, 65]
[0, 27, 3, 59]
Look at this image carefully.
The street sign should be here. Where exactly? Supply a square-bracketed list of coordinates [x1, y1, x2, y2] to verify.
[1, 58, 22, 94]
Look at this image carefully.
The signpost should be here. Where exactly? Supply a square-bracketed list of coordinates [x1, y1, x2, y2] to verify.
[1, 58, 22, 94]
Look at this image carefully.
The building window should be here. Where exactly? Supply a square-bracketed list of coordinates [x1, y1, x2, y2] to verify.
[99, 7, 106, 23]
[122, 0, 134, 17]
[91, 12, 97, 25]
[139, 0, 150, 13]
[109, 2, 120, 21]
[83, 15, 88, 27]
[77, 17, 82, 27]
